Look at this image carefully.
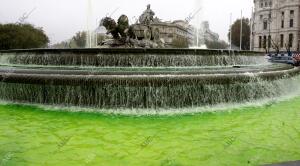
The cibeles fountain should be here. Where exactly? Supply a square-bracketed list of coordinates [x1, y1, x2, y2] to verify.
[0, 5, 300, 115]
[99, 4, 164, 48]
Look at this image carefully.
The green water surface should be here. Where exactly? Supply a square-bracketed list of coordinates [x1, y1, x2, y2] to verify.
[1, 98, 300, 166]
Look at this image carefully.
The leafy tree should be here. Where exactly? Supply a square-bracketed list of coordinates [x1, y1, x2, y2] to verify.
[0, 23, 49, 50]
[172, 37, 189, 48]
[205, 40, 228, 49]
[228, 18, 250, 50]
[53, 31, 107, 48]
[51, 40, 77, 48]
[72, 31, 86, 48]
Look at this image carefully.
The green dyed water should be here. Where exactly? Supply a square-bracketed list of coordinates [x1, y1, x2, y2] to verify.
[1, 97, 300, 166]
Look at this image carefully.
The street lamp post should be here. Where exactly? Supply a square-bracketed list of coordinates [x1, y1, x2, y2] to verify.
[240, 10, 243, 50]
[230, 13, 232, 50]
[267, 8, 272, 53]
[250, 7, 253, 51]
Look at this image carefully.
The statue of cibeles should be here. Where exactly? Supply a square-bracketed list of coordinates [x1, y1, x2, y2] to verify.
[139, 4, 155, 25]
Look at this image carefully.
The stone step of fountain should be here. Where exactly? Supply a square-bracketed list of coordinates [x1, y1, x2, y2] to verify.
[0, 64, 293, 76]
[0, 67, 299, 86]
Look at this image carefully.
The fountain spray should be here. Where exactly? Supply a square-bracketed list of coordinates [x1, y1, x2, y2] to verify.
[189, 0, 205, 48]
[86, 0, 93, 48]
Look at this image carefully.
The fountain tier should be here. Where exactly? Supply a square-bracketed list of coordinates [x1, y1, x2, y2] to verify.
[0, 49, 299, 110]
[0, 48, 266, 67]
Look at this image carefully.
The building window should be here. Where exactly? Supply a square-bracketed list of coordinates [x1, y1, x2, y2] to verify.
[269, 13, 271, 19]
[290, 10, 294, 17]
[259, 36, 262, 48]
[289, 34, 293, 47]
[280, 34, 284, 48]
[290, 19, 294, 27]
[269, 1, 272, 6]
[260, 15, 263, 20]
[263, 36, 267, 48]
[263, 21, 268, 30]
[281, 20, 284, 28]
[260, 3, 263, 8]
[281, 12, 285, 18]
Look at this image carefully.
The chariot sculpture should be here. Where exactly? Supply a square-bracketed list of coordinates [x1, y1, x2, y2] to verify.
[99, 4, 163, 48]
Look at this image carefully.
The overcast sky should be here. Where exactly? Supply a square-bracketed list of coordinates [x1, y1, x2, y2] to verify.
[0, 0, 253, 44]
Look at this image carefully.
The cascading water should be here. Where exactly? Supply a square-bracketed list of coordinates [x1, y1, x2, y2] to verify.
[0, 48, 299, 114]
[0, 49, 268, 67]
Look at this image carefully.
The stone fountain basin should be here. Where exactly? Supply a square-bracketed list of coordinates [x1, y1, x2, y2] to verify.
[0, 64, 298, 86]
[0, 49, 299, 109]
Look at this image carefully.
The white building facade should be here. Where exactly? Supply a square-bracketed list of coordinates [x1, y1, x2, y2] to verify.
[252, 0, 300, 52]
